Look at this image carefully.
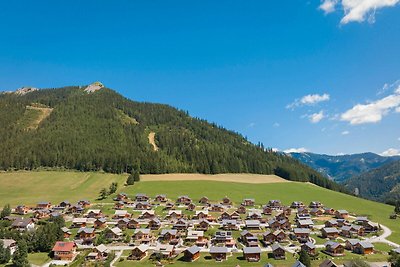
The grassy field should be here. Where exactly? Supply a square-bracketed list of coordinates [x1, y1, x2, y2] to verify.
[0, 170, 126, 206]
[0, 171, 398, 244]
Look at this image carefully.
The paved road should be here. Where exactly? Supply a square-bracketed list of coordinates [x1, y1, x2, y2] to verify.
[365, 224, 399, 248]
[110, 250, 123, 267]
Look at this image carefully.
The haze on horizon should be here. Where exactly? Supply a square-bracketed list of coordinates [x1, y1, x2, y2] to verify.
[0, 1, 399, 156]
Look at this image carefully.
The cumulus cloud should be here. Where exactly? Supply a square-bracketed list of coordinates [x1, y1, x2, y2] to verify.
[380, 148, 400, 156]
[319, 0, 339, 13]
[287, 93, 330, 109]
[283, 147, 309, 153]
[340, 87, 400, 125]
[319, 0, 400, 24]
[308, 111, 325, 123]
[341, 130, 350, 135]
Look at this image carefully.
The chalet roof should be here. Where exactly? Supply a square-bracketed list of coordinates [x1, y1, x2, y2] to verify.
[134, 228, 150, 234]
[78, 227, 95, 234]
[155, 244, 174, 253]
[325, 241, 341, 249]
[271, 243, 284, 251]
[110, 227, 123, 235]
[11, 218, 34, 228]
[114, 210, 128, 215]
[161, 229, 178, 236]
[186, 245, 201, 255]
[95, 244, 108, 253]
[135, 244, 149, 252]
[61, 227, 71, 233]
[245, 220, 260, 226]
[294, 228, 311, 234]
[168, 210, 182, 215]
[72, 218, 87, 223]
[302, 242, 316, 249]
[1, 239, 16, 248]
[346, 239, 360, 246]
[358, 241, 374, 249]
[292, 260, 307, 267]
[209, 246, 229, 253]
[319, 259, 338, 267]
[195, 210, 209, 215]
[243, 246, 261, 254]
[356, 216, 368, 221]
[323, 227, 340, 233]
[298, 219, 314, 225]
[52, 241, 75, 252]
[337, 209, 348, 214]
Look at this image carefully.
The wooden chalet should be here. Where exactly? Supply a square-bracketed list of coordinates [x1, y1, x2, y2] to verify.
[155, 194, 167, 202]
[321, 227, 340, 239]
[243, 246, 261, 262]
[271, 243, 286, 259]
[184, 245, 201, 262]
[199, 196, 209, 205]
[324, 241, 344, 256]
[52, 241, 76, 260]
[335, 209, 349, 219]
[128, 244, 149, 260]
[132, 229, 152, 244]
[353, 241, 374, 255]
[301, 242, 317, 256]
[210, 246, 229, 261]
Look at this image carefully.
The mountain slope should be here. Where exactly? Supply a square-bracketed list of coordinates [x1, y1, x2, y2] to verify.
[345, 160, 400, 203]
[0, 84, 343, 192]
[290, 152, 400, 182]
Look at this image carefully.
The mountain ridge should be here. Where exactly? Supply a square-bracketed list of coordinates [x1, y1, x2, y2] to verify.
[0, 84, 344, 192]
[289, 151, 400, 183]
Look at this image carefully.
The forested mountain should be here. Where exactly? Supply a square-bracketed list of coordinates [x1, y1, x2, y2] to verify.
[345, 160, 400, 203]
[0, 84, 343, 192]
[290, 152, 400, 183]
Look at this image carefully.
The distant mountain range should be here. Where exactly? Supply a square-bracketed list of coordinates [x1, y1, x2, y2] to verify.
[345, 160, 400, 203]
[289, 152, 400, 183]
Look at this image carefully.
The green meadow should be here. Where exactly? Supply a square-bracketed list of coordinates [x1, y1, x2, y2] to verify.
[0, 171, 398, 244]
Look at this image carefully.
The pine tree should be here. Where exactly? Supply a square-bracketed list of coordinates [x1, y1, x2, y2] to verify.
[109, 182, 118, 194]
[0, 245, 11, 264]
[126, 173, 135, 185]
[299, 250, 311, 267]
[13, 240, 29, 267]
[0, 204, 11, 219]
[98, 188, 108, 200]
[133, 170, 140, 182]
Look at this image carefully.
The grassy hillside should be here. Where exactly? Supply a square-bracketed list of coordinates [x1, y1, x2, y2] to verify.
[0, 85, 343, 191]
[0, 171, 397, 243]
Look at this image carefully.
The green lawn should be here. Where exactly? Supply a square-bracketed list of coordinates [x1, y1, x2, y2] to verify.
[27, 252, 51, 265]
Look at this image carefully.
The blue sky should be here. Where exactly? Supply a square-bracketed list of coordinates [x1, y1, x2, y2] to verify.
[1, 1, 399, 155]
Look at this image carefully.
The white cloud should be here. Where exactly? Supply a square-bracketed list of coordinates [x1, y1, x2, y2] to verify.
[340, 87, 400, 125]
[308, 111, 325, 123]
[319, 0, 400, 24]
[283, 147, 309, 153]
[248, 122, 256, 128]
[341, 130, 350, 135]
[380, 148, 400, 156]
[273, 122, 280, 128]
[319, 0, 339, 13]
[271, 148, 279, 152]
[287, 93, 330, 109]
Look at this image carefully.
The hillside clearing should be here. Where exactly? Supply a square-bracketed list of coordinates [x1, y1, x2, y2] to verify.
[141, 173, 288, 183]
[148, 131, 159, 151]
[25, 105, 53, 129]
